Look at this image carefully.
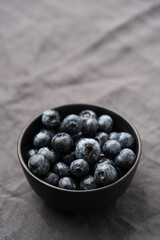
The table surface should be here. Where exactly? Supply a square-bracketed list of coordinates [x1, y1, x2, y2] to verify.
[1, 1, 160, 239]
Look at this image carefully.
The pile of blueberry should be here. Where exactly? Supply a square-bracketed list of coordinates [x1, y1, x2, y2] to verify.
[27, 109, 136, 190]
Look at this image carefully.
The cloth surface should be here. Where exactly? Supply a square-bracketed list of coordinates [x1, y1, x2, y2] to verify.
[1, 0, 160, 239]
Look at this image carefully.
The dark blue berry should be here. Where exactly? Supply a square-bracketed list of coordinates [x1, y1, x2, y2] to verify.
[98, 115, 113, 133]
[95, 132, 108, 147]
[99, 153, 105, 157]
[79, 110, 97, 121]
[60, 114, 83, 135]
[102, 159, 115, 166]
[72, 131, 84, 143]
[94, 163, 118, 186]
[83, 118, 98, 137]
[61, 151, 76, 166]
[94, 157, 115, 171]
[74, 137, 84, 148]
[76, 138, 101, 164]
[42, 109, 60, 129]
[80, 175, 96, 190]
[109, 132, 119, 141]
[102, 140, 121, 158]
[41, 128, 55, 139]
[26, 149, 37, 160]
[38, 147, 57, 167]
[28, 154, 50, 177]
[70, 159, 89, 178]
[33, 131, 51, 149]
[51, 132, 73, 154]
[53, 162, 70, 177]
[115, 148, 136, 169]
[58, 177, 77, 190]
[43, 172, 60, 186]
[118, 132, 134, 148]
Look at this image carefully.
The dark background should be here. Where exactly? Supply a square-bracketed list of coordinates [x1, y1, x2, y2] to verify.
[1, 1, 160, 239]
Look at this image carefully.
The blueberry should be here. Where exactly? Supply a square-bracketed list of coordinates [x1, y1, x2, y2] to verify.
[79, 110, 97, 121]
[41, 128, 55, 139]
[53, 162, 70, 177]
[102, 140, 121, 158]
[109, 132, 119, 141]
[38, 147, 57, 167]
[76, 138, 101, 164]
[94, 163, 118, 186]
[60, 114, 83, 135]
[72, 131, 84, 143]
[95, 132, 108, 147]
[72, 132, 84, 147]
[33, 131, 51, 149]
[37, 147, 49, 154]
[99, 153, 105, 157]
[26, 149, 37, 160]
[74, 137, 84, 148]
[42, 109, 60, 129]
[83, 118, 98, 137]
[80, 175, 96, 190]
[118, 132, 134, 148]
[28, 154, 50, 177]
[98, 115, 113, 133]
[43, 172, 60, 186]
[70, 159, 89, 179]
[102, 159, 115, 167]
[94, 157, 115, 171]
[61, 151, 76, 166]
[58, 177, 77, 190]
[51, 132, 73, 154]
[115, 148, 136, 169]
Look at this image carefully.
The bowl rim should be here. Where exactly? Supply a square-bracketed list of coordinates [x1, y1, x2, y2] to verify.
[17, 103, 142, 193]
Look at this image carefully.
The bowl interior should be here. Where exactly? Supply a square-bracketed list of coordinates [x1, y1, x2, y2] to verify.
[19, 104, 140, 176]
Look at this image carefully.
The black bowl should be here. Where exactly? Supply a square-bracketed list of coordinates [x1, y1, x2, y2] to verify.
[17, 104, 142, 212]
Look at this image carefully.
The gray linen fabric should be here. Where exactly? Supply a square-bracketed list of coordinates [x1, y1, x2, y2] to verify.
[1, 0, 160, 239]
